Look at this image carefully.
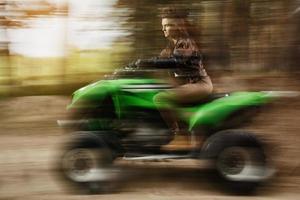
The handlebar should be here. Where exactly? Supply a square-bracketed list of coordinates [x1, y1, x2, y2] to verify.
[133, 55, 202, 70]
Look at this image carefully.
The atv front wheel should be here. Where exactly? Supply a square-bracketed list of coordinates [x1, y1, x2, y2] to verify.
[60, 144, 120, 194]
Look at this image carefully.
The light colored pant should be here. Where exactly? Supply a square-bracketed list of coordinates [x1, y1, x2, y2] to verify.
[153, 76, 213, 108]
[153, 76, 213, 131]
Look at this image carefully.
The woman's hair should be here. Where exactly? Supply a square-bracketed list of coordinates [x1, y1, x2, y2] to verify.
[160, 7, 189, 19]
[160, 6, 201, 48]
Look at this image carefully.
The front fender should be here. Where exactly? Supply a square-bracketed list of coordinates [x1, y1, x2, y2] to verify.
[68, 80, 119, 109]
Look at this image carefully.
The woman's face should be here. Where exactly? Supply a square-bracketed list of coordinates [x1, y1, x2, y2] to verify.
[162, 18, 182, 39]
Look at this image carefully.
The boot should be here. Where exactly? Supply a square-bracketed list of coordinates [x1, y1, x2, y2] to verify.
[161, 133, 193, 151]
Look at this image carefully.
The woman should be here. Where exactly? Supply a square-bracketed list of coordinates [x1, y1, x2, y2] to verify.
[154, 7, 213, 150]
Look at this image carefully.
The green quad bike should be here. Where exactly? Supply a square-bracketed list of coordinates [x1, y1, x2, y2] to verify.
[57, 57, 295, 194]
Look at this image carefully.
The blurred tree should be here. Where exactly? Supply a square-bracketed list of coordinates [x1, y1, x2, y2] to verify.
[223, 0, 250, 70]
[288, 3, 300, 71]
[0, 0, 68, 88]
[0, 0, 12, 85]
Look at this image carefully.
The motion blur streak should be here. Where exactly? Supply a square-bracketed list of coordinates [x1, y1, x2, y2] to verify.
[0, 0, 300, 199]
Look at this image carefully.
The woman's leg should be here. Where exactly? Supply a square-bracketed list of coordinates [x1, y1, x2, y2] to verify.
[153, 76, 213, 150]
[153, 91, 179, 131]
[174, 76, 213, 103]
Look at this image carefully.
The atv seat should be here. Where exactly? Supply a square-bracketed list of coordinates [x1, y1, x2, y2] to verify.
[178, 93, 230, 107]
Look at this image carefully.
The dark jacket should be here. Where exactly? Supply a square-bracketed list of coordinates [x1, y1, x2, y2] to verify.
[160, 38, 207, 78]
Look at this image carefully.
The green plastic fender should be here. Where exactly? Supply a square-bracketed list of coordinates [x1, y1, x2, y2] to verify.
[187, 92, 272, 130]
[67, 78, 166, 118]
[68, 80, 117, 109]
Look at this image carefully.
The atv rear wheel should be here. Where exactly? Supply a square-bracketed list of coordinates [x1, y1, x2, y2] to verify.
[216, 145, 268, 193]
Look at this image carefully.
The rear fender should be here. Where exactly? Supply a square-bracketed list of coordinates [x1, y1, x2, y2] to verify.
[209, 105, 261, 132]
[188, 92, 272, 130]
